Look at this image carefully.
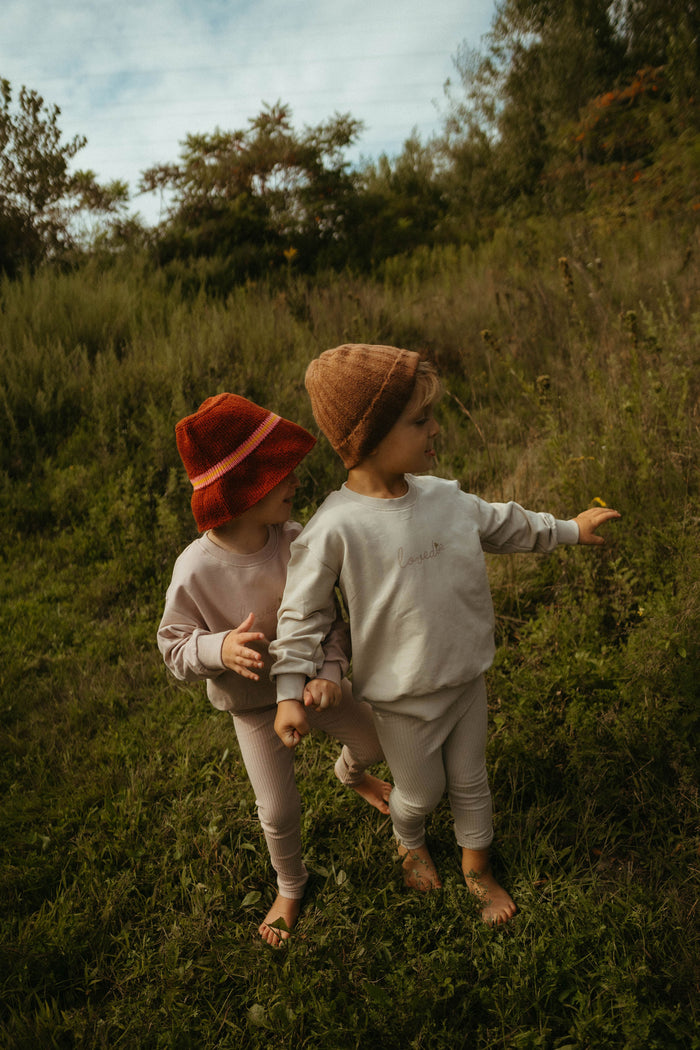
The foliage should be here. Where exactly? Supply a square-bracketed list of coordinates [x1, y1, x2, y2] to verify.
[438, 0, 699, 227]
[539, 64, 700, 216]
[346, 136, 450, 264]
[0, 78, 129, 277]
[6, 0, 699, 282]
[0, 8, 699, 1045]
[0, 202, 698, 1047]
[439, 0, 625, 211]
[616, 0, 700, 101]
[140, 102, 364, 284]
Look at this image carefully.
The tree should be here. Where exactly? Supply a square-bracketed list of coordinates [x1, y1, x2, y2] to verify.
[347, 136, 449, 265]
[438, 1, 628, 214]
[0, 78, 128, 276]
[140, 102, 364, 279]
[614, 0, 700, 123]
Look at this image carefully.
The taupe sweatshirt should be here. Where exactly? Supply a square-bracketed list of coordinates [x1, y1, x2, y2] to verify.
[270, 475, 579, 712]
[158, 522, 348, 713]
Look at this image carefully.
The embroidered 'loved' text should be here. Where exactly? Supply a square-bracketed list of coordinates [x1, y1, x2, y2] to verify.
[397, 540, 445, 569]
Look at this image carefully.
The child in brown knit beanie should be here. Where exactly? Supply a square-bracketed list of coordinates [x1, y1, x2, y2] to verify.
[271, 344, 620, 924]
[158, 392, 391, 945]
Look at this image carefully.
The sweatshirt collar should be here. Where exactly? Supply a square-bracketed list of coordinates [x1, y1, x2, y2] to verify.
[339, 475, 419, 510]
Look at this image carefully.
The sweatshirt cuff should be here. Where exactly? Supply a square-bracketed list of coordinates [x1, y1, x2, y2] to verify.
[275, 672, 307, 703]
[316, 660, 342, 687]
[196, 630, 230, 672]
[556, 519, 580, 545]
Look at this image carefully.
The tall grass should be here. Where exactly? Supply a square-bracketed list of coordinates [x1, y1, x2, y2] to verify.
[1, 212, 698, 1048]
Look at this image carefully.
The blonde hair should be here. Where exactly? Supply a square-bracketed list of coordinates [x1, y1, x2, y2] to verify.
[411, 359, 442, 411]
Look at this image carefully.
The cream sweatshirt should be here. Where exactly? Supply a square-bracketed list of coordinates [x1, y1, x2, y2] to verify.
[270, 475, 579, 711]
[157, 522, 349, 713]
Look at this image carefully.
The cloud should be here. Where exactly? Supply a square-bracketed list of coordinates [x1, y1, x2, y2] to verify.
[2, 0, 496, 223]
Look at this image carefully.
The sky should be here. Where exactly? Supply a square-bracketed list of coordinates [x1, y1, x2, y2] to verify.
[1, 0, 497, 226]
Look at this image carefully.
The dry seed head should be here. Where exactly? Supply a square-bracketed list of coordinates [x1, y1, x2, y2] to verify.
[536, 374, 551, 403]
[480, 329, 501, 354]
[558, 256, 574, 297]
[623, 310, 639, 347]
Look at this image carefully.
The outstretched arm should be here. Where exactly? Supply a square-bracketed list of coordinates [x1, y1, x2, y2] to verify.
[574, 507, 621, 545]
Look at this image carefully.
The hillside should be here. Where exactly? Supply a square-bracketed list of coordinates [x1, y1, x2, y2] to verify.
[1, 186, 698, 1045]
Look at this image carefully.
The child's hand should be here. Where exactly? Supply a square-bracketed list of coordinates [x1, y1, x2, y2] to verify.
[274, 700, 310, 749]
[575, 507, 621, 546]
[221, 612, 267, 680]
[303, 677, 341, 710]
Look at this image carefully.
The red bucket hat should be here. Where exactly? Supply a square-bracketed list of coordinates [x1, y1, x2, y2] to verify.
[175, 393, 316, 531]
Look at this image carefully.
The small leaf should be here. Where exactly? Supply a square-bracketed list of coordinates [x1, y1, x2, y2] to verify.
[247, 1004, 268, 1027]
[241, 890, 261, 907]
[364, 982, 391, 1006]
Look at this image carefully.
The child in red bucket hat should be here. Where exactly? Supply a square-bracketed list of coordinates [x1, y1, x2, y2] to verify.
[158, 392, 390, 945]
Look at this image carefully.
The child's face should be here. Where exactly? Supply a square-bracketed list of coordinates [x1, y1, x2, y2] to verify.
[367, 387, 440, 477]
[246, 472, 300, 526]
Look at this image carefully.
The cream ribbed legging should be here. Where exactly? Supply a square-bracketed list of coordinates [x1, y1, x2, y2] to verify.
[231, 678, 384, 899]
[371, 675, 493, 853]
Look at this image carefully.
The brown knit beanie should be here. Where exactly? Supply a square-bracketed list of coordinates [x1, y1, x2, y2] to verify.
[305, 344, 420, 468]
[175, 393, 315, 531]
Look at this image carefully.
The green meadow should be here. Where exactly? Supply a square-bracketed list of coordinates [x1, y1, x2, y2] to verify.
[1, 212, 698, 1048]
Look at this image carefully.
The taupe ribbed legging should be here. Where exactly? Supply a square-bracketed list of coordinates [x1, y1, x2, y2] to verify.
[231, 678, 384, 898]
[372, 675, 493, 852]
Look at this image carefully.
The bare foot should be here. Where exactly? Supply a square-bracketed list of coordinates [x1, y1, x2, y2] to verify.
[348, 773, 392, 814]
[462, 866, 517, 925]
[258, 894, 301, 946]
[397, 842, 442, 892]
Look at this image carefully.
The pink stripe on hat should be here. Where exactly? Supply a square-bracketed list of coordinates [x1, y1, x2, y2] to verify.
[190, 412, 282, 490]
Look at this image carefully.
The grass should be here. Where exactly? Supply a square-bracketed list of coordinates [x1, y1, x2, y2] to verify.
[1, 209, 698, 1048]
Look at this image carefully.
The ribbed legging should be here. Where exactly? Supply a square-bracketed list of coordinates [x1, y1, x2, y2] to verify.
[371, 675, 493, 852]
[231, 678, 384, 899]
